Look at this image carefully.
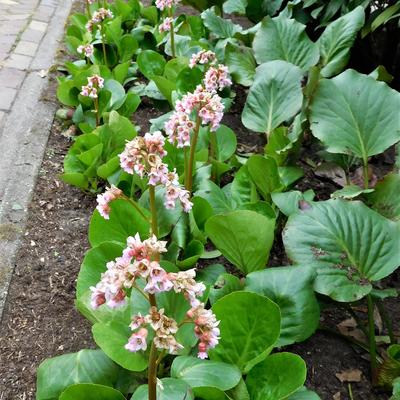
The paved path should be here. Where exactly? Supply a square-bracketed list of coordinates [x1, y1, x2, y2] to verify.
[0, 0, 73, 319]
[0, 0, 59, 122]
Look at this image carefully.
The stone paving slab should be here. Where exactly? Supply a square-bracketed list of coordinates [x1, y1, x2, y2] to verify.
[0, 0, 73, 319]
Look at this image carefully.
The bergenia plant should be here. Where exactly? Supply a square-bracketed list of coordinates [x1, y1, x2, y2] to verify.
[80, 74, 105, 126]
[156, 0, 181, 58]
[85, 7, 114, 67]
[165, 50, 231, 192]
[92, 130, 219, 400]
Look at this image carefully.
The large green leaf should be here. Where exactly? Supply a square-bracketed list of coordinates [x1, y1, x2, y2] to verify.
[132, 378, 194, 400]
[242, 61, 303, 135]
[92, 322, 148, 372]
[210, 292, 281, 372]
[319, 6, 365, 77]
[283, 199, 400, 302]
[89, 199, 150, 247]
[253, 14, 319, 70]
[201, 7, 242, 38]
[225, 42, 256, 87]
[59, 384, 126, 400]
[246, 353, 307, 400]
[36, 350, 119, 400]
[367, 173, 400, 221]
[171, 356, 241, 391]
[310, 69, 400, 162]
[246, 0, 283, 22]
[247, 155, 282, 199]
[136, 50, 166, 79]
[205, 210, 275, 274]
[245, 265, 320, 346]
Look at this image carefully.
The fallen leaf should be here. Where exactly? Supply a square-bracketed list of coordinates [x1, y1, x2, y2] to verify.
[333, 392, 341, 400]
[337, 318, 366, 342]
[373, 305, 383, 334]
[350, 165, 378, 188]
[315, 163, 347, 187]
[335, 369, 362, 383]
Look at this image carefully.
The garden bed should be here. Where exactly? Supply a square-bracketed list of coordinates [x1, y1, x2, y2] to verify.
[1, 1, 399, 399]
[0, 88, 398, 400]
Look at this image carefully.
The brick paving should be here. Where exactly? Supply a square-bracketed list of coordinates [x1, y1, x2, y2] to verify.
[0, 0, 58, 118]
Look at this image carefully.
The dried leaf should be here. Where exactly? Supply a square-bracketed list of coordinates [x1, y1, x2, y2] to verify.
[315, 163, 347, 187]
[373, 305, 383, 334]
[335, 369, 362, 383]
[333, 392, 341, 400]
[337, 318, 366, 342]
[38, 69, 48, 78]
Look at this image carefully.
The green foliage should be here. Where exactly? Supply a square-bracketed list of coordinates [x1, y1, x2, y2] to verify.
[210, 292, 281, 372]
[37, 350, 120, 400]
[205, 210, 276, 274]
[283, 199, 400, 301]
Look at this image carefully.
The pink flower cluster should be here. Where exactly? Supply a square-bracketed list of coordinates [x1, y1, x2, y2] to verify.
[86, 8, 114, 32]
[188, 303, 220, 359]
[189, 50, 217, 69]
[159, 17, 173, 33]
[126, 307, 183, 354]
[165, 85, 224, 147]
[80, 74, 104, 99]
[77, 43, 94, 57]
[204, 65, 232, 93]
[90, 233, 219, 358]
[96, 185, 123, 219]
[155, 0, 181, 11]
[119, 132, 192, 212]
[90, 234, 168, 309]
[164, 51, 231, 148]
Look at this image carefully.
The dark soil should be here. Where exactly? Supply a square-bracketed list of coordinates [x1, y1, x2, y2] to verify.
[0, 3, 399, 400]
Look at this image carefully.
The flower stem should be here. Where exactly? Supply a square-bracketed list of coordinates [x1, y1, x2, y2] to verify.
[101, 26, 108, 68]
[367, 294, 378, 385]
[185, 115, 201, 194]
[184, 147, 188, 188]
[168, 8, 176, 58]
[94, 96, 100, 126]
[148, 335, 158, 400]
[363, 158, 369, 189]
[86, 0, 92, 18]
[149, 185, 158, 237]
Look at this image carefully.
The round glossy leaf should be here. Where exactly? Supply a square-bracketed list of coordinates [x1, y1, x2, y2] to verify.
[283, 199, 400, 302]
[176, 67, 203, 94]
[59, 384, 125, 400]
[245, 265, 320, 346]
[242, 61, 303, 134]
[171, 356, 241, 391]
[92, 322, 148, 372]
[132, 378, 194, 400]
[253, 14, 319, 70]
[89, 199, 150, 247]
[205, 210, 276, 274]
[319, 7, 365, 77]
[210, 292, 281, 372]
[36, 350, 119, 400]
[103, 79, 126, 110]
[209, 273, 243, 305]
[136, 50, 166, 79]
[246, 352, 307, 400]
[310, 69, 400, 160]
[246, 0, 283, 22]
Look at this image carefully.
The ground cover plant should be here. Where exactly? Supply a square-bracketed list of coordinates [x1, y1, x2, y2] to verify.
[36, 0, 400, 399]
